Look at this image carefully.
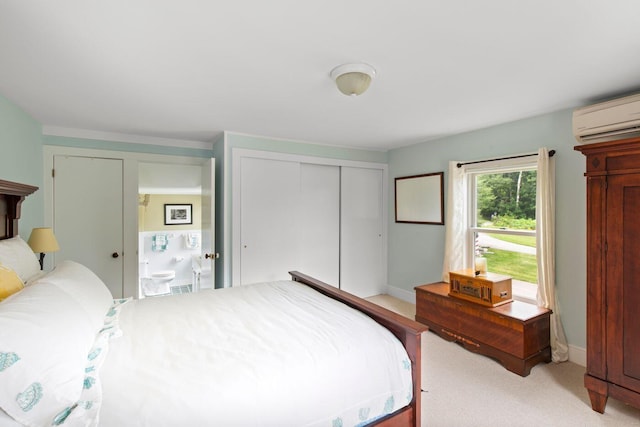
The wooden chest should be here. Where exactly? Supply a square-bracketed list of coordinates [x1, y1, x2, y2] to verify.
[415, 282, 551, 376]
[449, 269, 512, 307]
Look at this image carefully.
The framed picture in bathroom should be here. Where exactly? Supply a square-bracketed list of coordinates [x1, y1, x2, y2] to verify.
[164, 204, 193, 225]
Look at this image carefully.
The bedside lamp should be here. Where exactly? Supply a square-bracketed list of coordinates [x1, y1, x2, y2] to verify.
[27, 227, 60, 270]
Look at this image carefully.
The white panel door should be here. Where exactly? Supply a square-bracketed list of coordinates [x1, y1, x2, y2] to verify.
[53, 155, 124, 298]
[340, 167, 385, 298]
[200, 158, 215, 290]
[299, 163, 340, 286]
[240, 157, 300, 285]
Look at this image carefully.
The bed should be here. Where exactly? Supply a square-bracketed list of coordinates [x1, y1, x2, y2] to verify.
[0, 179, 427, 427]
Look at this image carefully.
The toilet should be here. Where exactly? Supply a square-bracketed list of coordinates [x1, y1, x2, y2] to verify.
[141, 270, 175, 297]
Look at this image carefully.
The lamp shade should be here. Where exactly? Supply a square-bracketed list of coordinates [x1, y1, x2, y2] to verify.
[330, 63, 376, 96]
[27, 227, 60, 253]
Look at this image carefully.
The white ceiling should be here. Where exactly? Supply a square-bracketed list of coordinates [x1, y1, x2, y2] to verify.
[1, 1, 640, 151]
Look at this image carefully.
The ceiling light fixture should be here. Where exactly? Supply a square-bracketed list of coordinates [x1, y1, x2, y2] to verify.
[330, 63, 376, 97]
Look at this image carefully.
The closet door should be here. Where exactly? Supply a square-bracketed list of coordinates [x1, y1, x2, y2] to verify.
[53, 155, 124, 298]
[299, 163, 340, 286]
[340, 167, 385, 298]
[234, 150, 386, 291]
[239, 157, 300, 285]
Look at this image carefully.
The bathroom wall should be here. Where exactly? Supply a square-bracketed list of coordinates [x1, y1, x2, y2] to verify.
[138, 230, 202, 288]
[138, 194, 202, 290]
[139, 194, 202, 231]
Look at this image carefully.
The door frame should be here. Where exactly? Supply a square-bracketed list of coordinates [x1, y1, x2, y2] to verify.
[44, 145, 212, 298]
[231, 148, 388, 287]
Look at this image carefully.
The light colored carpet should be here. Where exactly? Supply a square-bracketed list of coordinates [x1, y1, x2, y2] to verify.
[366, 294, 640, 427]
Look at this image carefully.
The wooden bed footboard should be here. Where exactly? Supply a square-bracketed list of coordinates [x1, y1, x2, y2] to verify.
[289, 271, 428, 427]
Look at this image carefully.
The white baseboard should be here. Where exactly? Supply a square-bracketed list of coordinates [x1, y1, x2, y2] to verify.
[384, 285, 416, 304]
[568, 344, 586, 367]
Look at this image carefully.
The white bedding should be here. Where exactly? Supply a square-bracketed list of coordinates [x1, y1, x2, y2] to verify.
[99, 280, 413, 427]
[0, 261, 116, 427]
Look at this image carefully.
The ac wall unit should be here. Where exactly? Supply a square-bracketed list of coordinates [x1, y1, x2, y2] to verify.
[573, 93, 640, 144]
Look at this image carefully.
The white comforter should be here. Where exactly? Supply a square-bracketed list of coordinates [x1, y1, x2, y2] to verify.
[99, 280, 413, 427]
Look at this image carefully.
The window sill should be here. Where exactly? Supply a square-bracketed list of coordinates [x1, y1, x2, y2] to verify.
[512, 278, 538, 305]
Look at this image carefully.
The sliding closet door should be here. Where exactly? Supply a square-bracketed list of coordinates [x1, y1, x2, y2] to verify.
[299, 163, 340, 286]
[238, 159, 341, 286]
[239, 157, 300, 285]
[340, 167, 385, 298]
[233, 149, 386, 291]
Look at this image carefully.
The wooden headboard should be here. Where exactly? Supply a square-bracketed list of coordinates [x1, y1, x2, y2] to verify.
[0, 179, 38, 240]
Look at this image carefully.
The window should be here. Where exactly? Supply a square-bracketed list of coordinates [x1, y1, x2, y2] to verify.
[466, 159, 538, 302]
[442, 149, 566, 359]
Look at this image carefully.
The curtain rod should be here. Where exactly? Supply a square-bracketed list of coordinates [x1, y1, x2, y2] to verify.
[456, 149, 555, 168]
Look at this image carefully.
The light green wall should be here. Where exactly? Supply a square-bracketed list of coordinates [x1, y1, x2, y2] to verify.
[224, 133, 388, 164]
[0, 94, 44, 239]
[43, 135, 213, 158]
[387, 108, 587, 349]
[0, 92, 588, 349]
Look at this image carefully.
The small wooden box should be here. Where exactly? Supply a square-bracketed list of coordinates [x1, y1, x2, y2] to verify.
[449, 269, 512, 307]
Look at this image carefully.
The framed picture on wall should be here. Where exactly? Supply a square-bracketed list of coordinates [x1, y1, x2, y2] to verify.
[164, 204, 193, 225]
[395, 172, 444, 225]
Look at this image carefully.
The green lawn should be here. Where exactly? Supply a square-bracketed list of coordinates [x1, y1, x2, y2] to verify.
[482, 233, 537, 283]
[483, 248, 538, 283]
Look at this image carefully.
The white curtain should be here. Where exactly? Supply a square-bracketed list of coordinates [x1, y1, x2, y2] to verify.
[441, 161, 467, 282]
[536, 147, 569, 362]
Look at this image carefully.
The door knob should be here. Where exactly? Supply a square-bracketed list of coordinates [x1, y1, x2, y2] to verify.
[112, 252, 119, 258]
[204, 253, 219, 259]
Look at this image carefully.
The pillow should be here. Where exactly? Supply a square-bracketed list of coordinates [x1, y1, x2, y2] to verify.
[0, 282, 97, 427]
[54, 297, 132, 426]
[32, 261, 114, 333]
[0, 236, 41, 284]
[0, 264, 24, 301]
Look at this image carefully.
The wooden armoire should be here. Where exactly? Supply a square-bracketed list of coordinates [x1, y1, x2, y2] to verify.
[576, 137, 640, 413]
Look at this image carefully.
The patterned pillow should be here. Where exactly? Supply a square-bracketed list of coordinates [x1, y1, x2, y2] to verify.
[0, 282, 96, 426]
[0, 264, 24, 301]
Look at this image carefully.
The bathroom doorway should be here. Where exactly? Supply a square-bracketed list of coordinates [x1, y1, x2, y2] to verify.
[137, 160, 215, 297]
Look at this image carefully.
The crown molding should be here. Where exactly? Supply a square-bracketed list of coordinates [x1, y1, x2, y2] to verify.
[42, 126, 213, 150]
